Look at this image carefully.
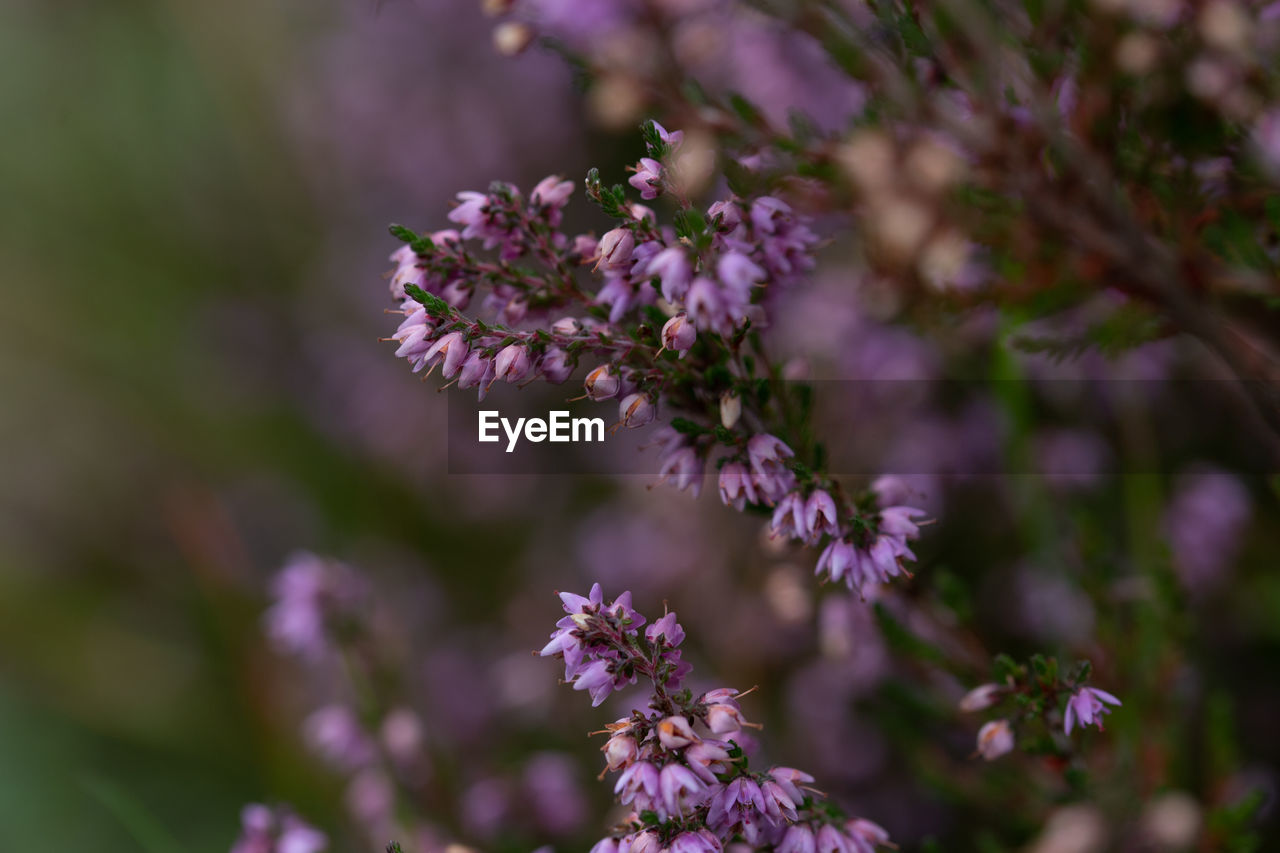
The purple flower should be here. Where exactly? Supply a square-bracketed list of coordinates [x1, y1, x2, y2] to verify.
[686, 276, 729, 333]
[628, 157, 665, 199]
[1064, 687, 1121, 735]
[778, 825, 817, 853]
[645, 611, 686, 647]
[423, 331, 468, 379]
[718, 462, 759, 511]
[815, 539, 865, 590]
[493, 343, 532, 385]
[771, 492, 807, 541]
[573, 658, 619, 706]
[392, 320, 433, 362]
[804, 490, 839, 543]
[584, 363, 622, 400]
[302, 705, 375, 770]
[615, 761, 661, 810]
[661, 313, 697, 357]
[659, 445, 704, 496]
[597, 227, 636, 270]
[657, 715, 698, 749]
[1164, 468, 1252, 595]
[456, 351, 496, 399]
[747, 433, 795, 476]
[976, 719, 1014, 760]
[685, 739, 733, 783]
[230, 804, 327, 853]
[651, 121, 684, 148]
[603, 729, 639, 771]
[531, 174, 575, 216]
[264, 553, 364, 662]
[648, 246, 693, 302]
[959, 683, 1003, 712]
[658, 762, 708, 818]
[1253, 108, 1280, 173]
[717, 252, 767, 297]
[619, 392, 657, 429]
[669, 829, 722, 853]
[538, 347, 574, 384]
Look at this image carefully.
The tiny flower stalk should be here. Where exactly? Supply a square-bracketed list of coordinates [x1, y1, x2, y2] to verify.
[540, 584, 893, 851]
[378, 122, 927, 598]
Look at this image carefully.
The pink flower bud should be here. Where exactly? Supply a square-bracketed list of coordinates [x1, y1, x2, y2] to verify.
[380, 708, 424, 765]
[720, 392, 741, 429]
[500, 296, 528, 326]
[976, 719, 1014, 760]
[539, 347, 574, 384]
[531, 175, 574, 210]
[597, 228, 635, 270]
[959, 683, 1003, 712]
[457, 351, 495, 397]
[494, 344, 532, 384]
[656, 716, 698, 749]
[619, 393, 656, 429]
[584, 364, 622, 400]
[705, 704, 745, 735]
[424, 331, 468, 379]
[660, 313, 696, 356]
[572, 234, 599, 260]
[603, 733, 639, 771]
[551, 316, 583, 336]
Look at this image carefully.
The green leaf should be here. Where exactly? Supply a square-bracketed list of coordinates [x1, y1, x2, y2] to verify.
[670, 417, 707, 435]
[727, 92, 763, 127]
[388, 224, 418, 244]
[404, 284, 451, 316]
[79, 774, 183, 853]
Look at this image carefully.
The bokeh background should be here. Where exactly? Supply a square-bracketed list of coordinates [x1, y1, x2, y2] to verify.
[2, 1, 1279, 851]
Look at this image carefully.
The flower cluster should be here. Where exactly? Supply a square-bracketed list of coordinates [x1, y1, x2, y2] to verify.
[264, 551, 368, 661]
[382, 124, 926, 596]
[229, 804, 327, 853]
[541, 584, 892, 852]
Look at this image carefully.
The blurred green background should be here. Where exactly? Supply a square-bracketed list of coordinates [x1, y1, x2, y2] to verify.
[0, 1, 579, 848]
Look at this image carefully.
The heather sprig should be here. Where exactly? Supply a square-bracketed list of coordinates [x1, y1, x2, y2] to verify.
[490, 0, 1280, 447]
[381, 123, 927, 596]
[540, 584, 892, 852]
[959, 654, 1123, 761]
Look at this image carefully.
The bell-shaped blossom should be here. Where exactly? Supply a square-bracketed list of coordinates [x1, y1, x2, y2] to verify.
[628, 157, 664, 199]
[659, 446, 704, 496]
[493, 344, 532, 384]
[539, 347, 574, 384]
[584, 364, 622, 400]
[976, 719, 1014, 760]
[661, 313, 696, 357]
[1064, 687, 1121, 735]
[619, 393, 656, 429]
[658, 763, 708, 819]
[718, 462, 759, 511]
